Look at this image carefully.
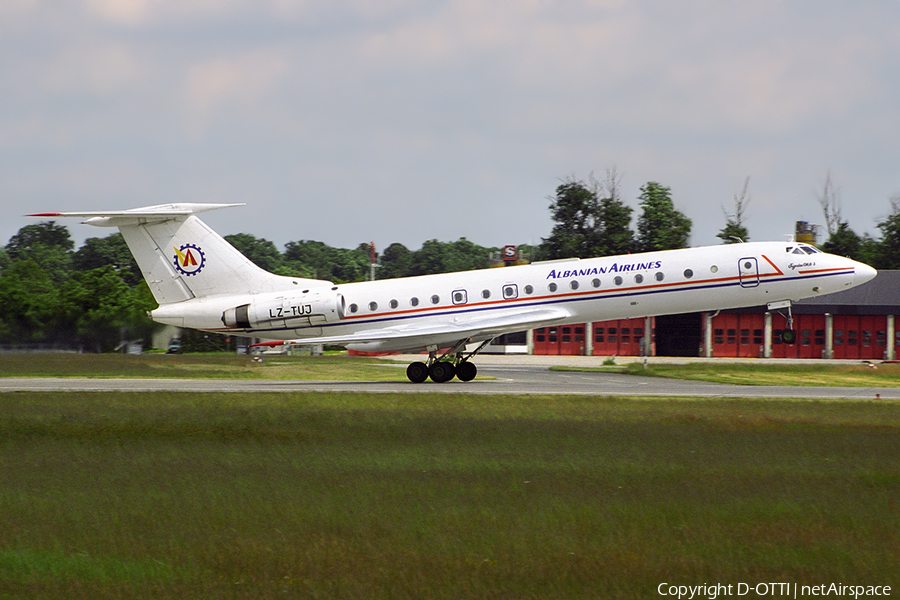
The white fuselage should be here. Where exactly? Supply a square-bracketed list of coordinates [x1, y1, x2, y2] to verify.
[151, 241, 875, 353]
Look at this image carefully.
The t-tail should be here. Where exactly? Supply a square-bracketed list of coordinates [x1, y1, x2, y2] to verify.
[29, 204, 330, 305]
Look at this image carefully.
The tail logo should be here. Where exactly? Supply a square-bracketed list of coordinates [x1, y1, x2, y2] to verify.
[173, 243, 206, 276]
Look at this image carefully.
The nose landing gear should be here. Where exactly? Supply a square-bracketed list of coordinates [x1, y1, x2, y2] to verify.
[768, 300, 797, 345]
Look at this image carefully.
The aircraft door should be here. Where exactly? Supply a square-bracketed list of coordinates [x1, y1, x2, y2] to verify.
[738, 257, 760, 288]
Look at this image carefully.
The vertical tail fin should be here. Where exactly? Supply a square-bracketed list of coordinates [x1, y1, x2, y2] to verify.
[30, 204, 331, 305]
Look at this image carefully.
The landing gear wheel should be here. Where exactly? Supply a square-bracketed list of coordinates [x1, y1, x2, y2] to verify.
[429, 361, 456, 383]
[781, 329, 797, 345]
[781, 329, 797, 344]
[406, 361, 429, 383]
[456, 361, 477, 382]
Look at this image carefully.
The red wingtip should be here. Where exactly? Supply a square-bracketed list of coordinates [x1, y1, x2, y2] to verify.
[27, 213, 63, 217]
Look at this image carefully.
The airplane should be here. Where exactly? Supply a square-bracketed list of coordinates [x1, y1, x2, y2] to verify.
[31, 203, 877, 383]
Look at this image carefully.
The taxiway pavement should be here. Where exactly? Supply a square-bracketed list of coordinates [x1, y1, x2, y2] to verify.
[1, 355, 898, 400]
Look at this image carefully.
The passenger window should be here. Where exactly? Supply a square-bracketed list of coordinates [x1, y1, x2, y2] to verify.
[683, 269, 693, 279]
[569, 280, 579, 290]
[431, 295, 440, 304]
[410, 297, 419, 307]
[368, 301, 378, 311]
[614, 276, 623, 286]
[389, 299, 399, 309]
[349, 303, 358, 313]
[453, 291, 466, 304]
[710, 265, 719, 273]
[592, 278, 601, 288]
[634, 274, 643, 284]
[482, 289, 490, 299]
[503, 285, 518, 299]
[655, 272, 664, 281]
[548, 283, 558, 292]
[524, 285, 534, 294]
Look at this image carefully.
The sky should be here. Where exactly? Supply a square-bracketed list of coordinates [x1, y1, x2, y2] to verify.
[2, 0, 899, 256]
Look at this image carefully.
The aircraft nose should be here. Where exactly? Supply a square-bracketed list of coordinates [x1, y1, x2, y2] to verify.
[854, 262, 877, 285]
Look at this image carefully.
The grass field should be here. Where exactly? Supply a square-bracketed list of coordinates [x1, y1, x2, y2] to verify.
[0, 352, 400, 381]
[555, 361, 900, 387]
[1, 390, 898, 599]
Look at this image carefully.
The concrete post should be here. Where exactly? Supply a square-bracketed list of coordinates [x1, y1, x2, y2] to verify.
[764, 312, 773, 358]
[704, 313, 713, 358]
[824, 313, 833, 359]
[887, 315, 895, 361]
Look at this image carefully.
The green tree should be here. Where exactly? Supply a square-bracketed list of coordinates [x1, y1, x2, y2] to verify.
[331, 245, 370, 283]
[282, 240, 372, 283]
[59, 266, 156, 352]
[5, 221, 73, 259]
[540, 172, 634, 260]
[404, 238, 490, 276]
[0, 259, 63, 343]
[540, 180, 602, 259]
[821, 222, 863, 259]
[717, 177, 751, 244]
[379, 243, 413, 279]
[445, 238, 490, 272]
[869, 198, 900, 269]
[73, 233, 142, 285]
[5, 221, 74, 283]
[283, 240, 336, 280]
[225, 233, 283, 273]
[409, 240, 449, 276]
[0, 247, 10, 275]
[597, 196, 634, 256]
[635, 182, 692, 252]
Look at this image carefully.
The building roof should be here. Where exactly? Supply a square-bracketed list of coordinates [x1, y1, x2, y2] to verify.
[794, 270, 900, 315]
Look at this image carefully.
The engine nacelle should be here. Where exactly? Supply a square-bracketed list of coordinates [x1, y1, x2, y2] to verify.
[222, 290, 345, 331]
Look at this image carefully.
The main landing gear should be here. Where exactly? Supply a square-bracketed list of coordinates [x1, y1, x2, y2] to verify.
[405, 339, 491, 383]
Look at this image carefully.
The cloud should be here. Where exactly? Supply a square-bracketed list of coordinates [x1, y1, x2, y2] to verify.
[2, 0, 899, 252]
[181, 50, 291, 138]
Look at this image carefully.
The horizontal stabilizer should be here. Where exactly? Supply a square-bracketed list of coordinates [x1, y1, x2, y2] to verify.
[28, 203, 244, 227]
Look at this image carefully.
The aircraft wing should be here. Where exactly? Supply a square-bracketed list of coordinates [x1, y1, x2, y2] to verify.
[254, 306, 571, 350]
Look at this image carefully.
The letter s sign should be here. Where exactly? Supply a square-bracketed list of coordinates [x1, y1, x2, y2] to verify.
[503, 245, 517, 261]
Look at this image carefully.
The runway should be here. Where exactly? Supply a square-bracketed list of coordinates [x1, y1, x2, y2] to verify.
[2, 355, 898, 400]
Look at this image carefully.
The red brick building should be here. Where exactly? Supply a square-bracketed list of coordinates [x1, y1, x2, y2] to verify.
[526, 271, 897, 360]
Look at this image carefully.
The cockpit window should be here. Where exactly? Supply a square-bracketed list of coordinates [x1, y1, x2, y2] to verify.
[787, 244, 820, 254]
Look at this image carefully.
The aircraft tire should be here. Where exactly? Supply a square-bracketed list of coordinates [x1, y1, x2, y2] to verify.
[456, 361, 477, 382]
[781, 329, 797, 345]
[406, 361, 429, 383]
[429, 361, 456, 383]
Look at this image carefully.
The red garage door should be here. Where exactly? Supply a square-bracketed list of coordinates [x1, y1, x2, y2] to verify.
[592, 319, 647, 356]
[709, 313, 765, 358]
[773, 314, 826, 358]
[533, 325, 586, 355]
[833, 316, 888, 360]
